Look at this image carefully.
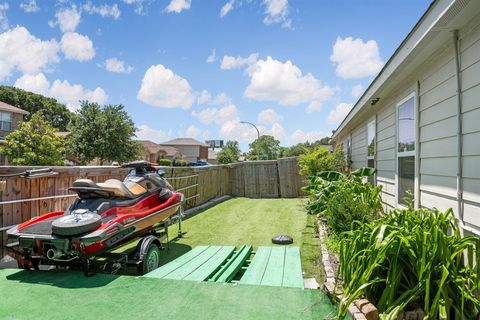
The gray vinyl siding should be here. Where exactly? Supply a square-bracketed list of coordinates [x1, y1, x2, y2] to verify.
[459, 18, 480, 227]
[417, 42, 458, 214]
[376, 101, 396, 210]
[351, 126, 366, 169]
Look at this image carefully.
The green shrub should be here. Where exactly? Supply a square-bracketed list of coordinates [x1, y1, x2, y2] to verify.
[299, 145, 348, 177]
[298, 147, 332, 176]
[173, 159, 189, 167]
[158, 158, 172, 166]
[338, 207, 480, 319]
[324, 172, 383, 234]
[302, 168, 382, 234]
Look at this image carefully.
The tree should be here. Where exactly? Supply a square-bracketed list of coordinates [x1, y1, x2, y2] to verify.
[0, 86, 73, 131]
[0, 113, 65, 165]
[248, 135, 280, 160]
[67, 102, 141, 164]
[217, 140, 241, 164]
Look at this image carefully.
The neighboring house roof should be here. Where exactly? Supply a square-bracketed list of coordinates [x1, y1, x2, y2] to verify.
[138, 140, 180, 157]
[161, 137, 209, 147]
[0, 101, 29, 115]
[332, 0, 465, 140]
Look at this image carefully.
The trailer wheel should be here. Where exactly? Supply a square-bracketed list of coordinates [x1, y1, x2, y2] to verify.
[140, 243, 160, 275]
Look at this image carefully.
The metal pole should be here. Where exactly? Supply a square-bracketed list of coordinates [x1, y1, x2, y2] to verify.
[240, 121, 260, 160]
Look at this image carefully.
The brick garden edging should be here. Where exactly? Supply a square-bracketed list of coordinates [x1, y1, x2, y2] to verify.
[318, 221, 379, 320]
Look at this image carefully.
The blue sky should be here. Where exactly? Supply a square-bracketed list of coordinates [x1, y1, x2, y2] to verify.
[0, 0, 431, 150]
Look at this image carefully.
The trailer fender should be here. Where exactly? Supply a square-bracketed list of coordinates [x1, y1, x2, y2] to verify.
[137, 235, 161, 261]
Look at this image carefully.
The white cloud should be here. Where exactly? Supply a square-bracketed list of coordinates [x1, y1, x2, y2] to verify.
[328, 102, 353, 124]
[192, 103, 238, 125]
[219, 120, 284, 143]
[14, 72, 108, 111]
[61, 32, 95, 61]
[244, 56, 336, 106]
[20, 0, 39, 13]
[0, 2, 9, 31]
[258, 108, 282, 124]
[351, 84, 364, 98]
[196, 90, 211, 105]
[123, 0, 145, 15]
[137, 64, 194, 109]
[164, 0, 191, 13]
[52, 6, 81, 33]
[211, 92, 232, 106]
[306, 101, 321, 114]
[330, 37, 383, 79]
[14, 73, 50, 96]
[104, 58, 133, 74]
[0, 26, 60, 81]
[219, 120, 260, 142]
[220, 0, 234, 17]
[221, 53, 258, 71]
[185, 125, 201, 139]
[290, 129, 327, 145]
[202, 130, 209, 140]
[50, 79, 108, 110]
[206, 48, 216, 63]
[136, 124, 167, 143]
[263, 0, 291, 28]
[83, 2, 121, 19]
[270, 122, 285, 140]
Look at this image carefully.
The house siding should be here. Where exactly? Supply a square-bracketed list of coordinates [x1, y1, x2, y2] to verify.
[333, 6, 480, 232]
[459, 15, 480, 227]
[351, 125, 367, 169]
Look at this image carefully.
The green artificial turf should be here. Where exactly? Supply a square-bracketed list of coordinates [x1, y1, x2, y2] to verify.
[0, 268, 337, 320]
[162, 197, 324, 281]
[115, 197, 325, 283]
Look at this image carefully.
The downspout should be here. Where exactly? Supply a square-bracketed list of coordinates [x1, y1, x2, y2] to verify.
[452, 30, 467, 234]
[415, 81, 420, 210]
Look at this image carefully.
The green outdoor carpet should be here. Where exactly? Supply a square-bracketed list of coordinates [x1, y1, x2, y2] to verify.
[0, 268, 336, 320]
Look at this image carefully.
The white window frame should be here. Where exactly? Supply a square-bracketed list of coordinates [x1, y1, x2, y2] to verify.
[395, 92, 417, 208]
[366, 118, 376, 185]
[366, 119, 376, 162]
[0, 111, 12, 131]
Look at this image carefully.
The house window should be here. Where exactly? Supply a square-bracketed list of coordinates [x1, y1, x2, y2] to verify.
[0, 112, 12, 131]
[397, 95, 415, 206]
[367, 120, 376, 185]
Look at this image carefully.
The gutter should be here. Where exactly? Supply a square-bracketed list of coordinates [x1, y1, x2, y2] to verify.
[452, 29, 465, 231]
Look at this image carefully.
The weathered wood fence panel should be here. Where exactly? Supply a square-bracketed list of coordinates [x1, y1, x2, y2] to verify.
[0, 158, 304, 258]
[278, 157, 305, 198]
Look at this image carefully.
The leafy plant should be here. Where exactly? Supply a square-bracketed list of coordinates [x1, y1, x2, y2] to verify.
[338, 207, 480, 319]
[247, 135, 280, 160]
[158, 158, 172, 166]
[1, 113, 65, 165]
[217, 140, 241, 164]
[0, 86, 73, 131]
[298, 145, 348, 177]
[302, 167, 383, 234]
[67, 102, 140, 165]
[173, 159, 189, 167]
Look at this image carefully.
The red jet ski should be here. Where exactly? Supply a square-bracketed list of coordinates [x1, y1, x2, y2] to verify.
[7, 161, 184, 275]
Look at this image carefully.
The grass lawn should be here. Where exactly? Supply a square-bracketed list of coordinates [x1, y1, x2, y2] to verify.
[158, 197, 324, 283]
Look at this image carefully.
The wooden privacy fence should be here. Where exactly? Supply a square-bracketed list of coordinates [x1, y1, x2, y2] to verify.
[0, 157, 304, 258]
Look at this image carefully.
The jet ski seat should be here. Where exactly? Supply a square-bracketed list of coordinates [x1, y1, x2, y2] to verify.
[97, 179, 136, 198]
[70, 179, 146, 199]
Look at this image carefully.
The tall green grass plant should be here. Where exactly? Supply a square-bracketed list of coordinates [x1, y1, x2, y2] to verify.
[338, 207, 480, 319]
